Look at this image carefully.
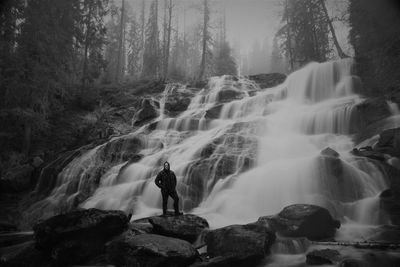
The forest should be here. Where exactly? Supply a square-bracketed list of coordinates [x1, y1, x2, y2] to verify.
[1, 0, 400, 266]
[1, 0, 398, 162]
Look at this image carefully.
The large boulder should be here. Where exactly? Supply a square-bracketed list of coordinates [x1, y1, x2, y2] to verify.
[148, 213, 209, 243]
[258, 204, 340, 241]
[204, 223, 276, 264]
[33, 208, 128, 264]
[106, 233, 198, 267]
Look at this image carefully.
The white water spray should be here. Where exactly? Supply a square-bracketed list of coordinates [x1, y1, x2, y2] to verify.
[30, 59, 389, 240]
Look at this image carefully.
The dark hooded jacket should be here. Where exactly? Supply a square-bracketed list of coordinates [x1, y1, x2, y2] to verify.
[155, 166, 177, 192]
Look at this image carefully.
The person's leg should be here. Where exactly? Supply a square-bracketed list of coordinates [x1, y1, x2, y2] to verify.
[170, 190, 182, 215]
[161, 190, 168, 215]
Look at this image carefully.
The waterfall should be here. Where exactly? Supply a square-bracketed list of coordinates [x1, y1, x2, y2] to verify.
[27, 59, 389, 238]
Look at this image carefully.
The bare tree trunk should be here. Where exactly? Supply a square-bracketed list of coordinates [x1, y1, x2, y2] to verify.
[198, 0, 209, 81]
[116, 0, 125, 83]
[163, 0, 173, 81]
[82, 1, 93, 88]
[139, 0, 145, 74]
[318, 0, 348, 59]
[285, 0, 294, 71]
[155, 0, 160, 79]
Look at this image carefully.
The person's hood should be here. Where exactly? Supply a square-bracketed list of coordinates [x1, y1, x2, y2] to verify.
[163, 161, 170, 171]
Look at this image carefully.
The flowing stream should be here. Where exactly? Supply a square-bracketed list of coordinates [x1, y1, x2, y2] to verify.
[28, 59, 393, 260]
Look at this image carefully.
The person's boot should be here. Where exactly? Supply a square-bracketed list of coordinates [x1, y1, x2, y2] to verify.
[162, 210, 168, 217]
[174, 210, 183, 216]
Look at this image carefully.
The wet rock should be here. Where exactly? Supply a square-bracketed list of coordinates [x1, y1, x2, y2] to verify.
[351, 147, 386, 161]
[355, 97, 391, 129]
[380, 189, 400, 225]
[205, 223, 276, 264]
[148, 213, 209, 243]
[374, 127, 400, 157]
[317, 148, 368, 203]
[205, 104, 223, 119]
[306, 249, 341, 265]
[106, 233, 198, 267]
[258, 204, 340, 241]
[182, 125, 257, 210]
[128, 222, 153, 235]
[51, 238, 106, 265]
[35, 146, 92, 195]
[366, 224, 400, 242]
[133, 98, 158, 126]
[164, 91, 194, 116]
[0, 164, 34, 192]
[33, 208, 128, 264]
[248, 73, 287, 89]
[319, 147, 342, 177]
[217, 89, 245, 103]
[321, 147, 340, 158]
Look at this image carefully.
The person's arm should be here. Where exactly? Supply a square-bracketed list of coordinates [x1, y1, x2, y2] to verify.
[172, 172, 177, 189]
[155, 172, 162, 188]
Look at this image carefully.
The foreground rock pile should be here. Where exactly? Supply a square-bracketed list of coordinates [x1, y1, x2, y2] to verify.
[0, 204, 344, 267]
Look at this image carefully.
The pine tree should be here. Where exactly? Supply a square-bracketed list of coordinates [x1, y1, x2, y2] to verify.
[126, 11, 142, 79]
[270, 37, 287, 73]
[161, 0, 173, 81]
[276, 0, 332, 68]
[198, 0, 212, 80]
[0, 0, 24, 106]
[214, 42, 237, 76]
[13, 0, 81, 153]
[213, 11, 237, 76]
[349, 0, 400, 95]
[81, 0, 109, 87]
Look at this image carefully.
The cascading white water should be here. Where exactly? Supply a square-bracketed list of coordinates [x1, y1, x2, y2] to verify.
[31, 60, 390, 242]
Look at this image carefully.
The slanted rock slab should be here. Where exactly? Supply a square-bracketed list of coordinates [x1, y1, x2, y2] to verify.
[106, 233, 198, 267]
[32, 208, 128, 265]
[33, 208, 128, 249]
[148, 213, 209, 243]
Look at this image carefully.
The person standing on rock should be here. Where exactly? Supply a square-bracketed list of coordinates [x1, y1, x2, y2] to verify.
[155, 162, 183, 216]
